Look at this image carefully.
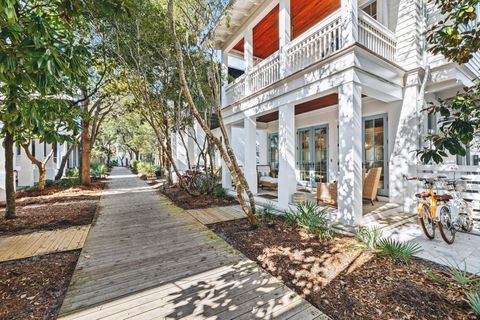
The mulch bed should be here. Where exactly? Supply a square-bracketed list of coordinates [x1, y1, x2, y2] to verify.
[161, 184, 238, 210]
[0, 180, 105, 236]
[209, 218, 477, 320]
[0, 201, 98, 236]
[0, 251, 80, 320]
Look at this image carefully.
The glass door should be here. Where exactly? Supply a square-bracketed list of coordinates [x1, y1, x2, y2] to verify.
[313, 126, 328, 184]
[363, 114, 388, 196]
[298, 128, 312, 185]
[268, 133, 279, 177]
[297, 125, 329, 187]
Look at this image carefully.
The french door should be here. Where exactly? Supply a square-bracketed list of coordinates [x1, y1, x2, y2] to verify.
[298, 125, 329, 187]
[363, 114, 388, 196]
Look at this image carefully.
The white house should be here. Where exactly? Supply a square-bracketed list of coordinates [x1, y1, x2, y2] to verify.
[174, 0, 480, 226]
[0, 140, 81, 201]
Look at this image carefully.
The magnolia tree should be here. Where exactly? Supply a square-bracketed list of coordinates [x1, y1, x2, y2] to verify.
[420, 0, 480, 163]
[0, 1, 89, 219]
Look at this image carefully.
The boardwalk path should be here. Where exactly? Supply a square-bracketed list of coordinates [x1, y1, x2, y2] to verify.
[0, 225, 89, 262]
[59, 167, 327, 319]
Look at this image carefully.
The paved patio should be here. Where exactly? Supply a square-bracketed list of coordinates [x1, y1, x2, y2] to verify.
[59, 167, 327, 319]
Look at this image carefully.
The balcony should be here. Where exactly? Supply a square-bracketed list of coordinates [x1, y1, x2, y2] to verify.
[224, 10, 397, 106]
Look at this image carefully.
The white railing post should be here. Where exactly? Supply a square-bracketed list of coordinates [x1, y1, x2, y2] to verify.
[341, 0, 358, 47]
[279, 0, 291, 78]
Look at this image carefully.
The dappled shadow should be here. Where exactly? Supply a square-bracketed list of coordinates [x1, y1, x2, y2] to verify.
[209, 219, 369, 301]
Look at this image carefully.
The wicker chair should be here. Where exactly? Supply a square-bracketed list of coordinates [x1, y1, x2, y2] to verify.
[363, 167, 383, 205]
[317, 168, 381, 206]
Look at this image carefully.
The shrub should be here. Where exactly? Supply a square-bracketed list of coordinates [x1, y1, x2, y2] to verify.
[91, 162, 108, 179]
[284, 201, 334, 240]
[466, 291, 480, 315]
[55, 178, 81, 187]
[65, 167, 79, 178]
[257, 203, 276, 221]
[137, 161, 155, 176]
[378, 238, 422, 262]
[212, 185, 227, 199]
[356, 226, 383, 250]
[131, 160, 139, 174]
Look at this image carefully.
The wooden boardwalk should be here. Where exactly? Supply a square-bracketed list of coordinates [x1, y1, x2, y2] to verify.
[59, 167, 327, 319]
[0, 225, 89, 262]
[187, 205, 246, 225]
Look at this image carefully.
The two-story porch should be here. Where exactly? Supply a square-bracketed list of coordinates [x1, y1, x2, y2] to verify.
[215, 0, 415, 225]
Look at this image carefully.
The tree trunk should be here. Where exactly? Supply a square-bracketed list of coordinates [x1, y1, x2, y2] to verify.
[4, 132, 15, 219]
[168, 1, 258, 226]
[22, 144, 53, 191]
[55, 143, 76, 180]
[80, 120, 91, 185]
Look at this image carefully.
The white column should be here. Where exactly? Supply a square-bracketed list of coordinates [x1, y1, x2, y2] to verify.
[18, 148, 34, 187]
[0, 139, 7, 201]
[244, 116, 257, 194]
[45, 144, 56, 181]
[222, 125, 233, 189]
[279, 0, 291, 78]
[244, 27, 253, 95]
[341, 0, 358, 47]
[278, 104, 296, 209]
[390, 72, 421, 213]
[221, 51, 229, 108]
[337, 82, 363, 226]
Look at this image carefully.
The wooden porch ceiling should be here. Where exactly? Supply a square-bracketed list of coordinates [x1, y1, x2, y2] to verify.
[291, 0, 340, 39]
[232, 0, 339, 58]
[257, 93, 339, 123]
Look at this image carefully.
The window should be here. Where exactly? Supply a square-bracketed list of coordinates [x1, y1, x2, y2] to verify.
[31, 142, 36, 157]
[268, 133, 279, 177]
[44, 142, 47, 157]
[16, 145, 21, 156]
[362, 0, 377, 20]
[53, 143, 58, 163]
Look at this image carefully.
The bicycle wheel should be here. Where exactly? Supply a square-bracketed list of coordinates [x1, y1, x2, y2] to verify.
[438, 206, 456, 244]
[419, 204, 435, 239]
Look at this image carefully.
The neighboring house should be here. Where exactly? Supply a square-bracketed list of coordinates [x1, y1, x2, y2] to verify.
[0, 140, 81, 201]
[177, 0, 480, 226]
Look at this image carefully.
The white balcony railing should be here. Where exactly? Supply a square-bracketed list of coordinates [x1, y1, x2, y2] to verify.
[250, 51, 281, 93]
[287, 12, 342, 72]
[224, 10, 397, 106]
[358, 11, 396, 61]
[225, 74, 246, 104]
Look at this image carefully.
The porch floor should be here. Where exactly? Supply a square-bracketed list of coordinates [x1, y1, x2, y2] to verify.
[256, 188, 392, 215]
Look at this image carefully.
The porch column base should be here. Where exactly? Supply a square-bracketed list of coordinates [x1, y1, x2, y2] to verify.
[278, 104, 296, 209]
[337, 82, 363, 226]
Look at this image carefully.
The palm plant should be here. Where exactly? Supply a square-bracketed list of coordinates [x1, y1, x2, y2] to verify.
[378, 238, 422, 262]
[284, 202, 335, 240]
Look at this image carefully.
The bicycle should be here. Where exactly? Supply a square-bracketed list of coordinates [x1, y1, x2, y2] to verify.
[405, 176, 452, 240]
[437, 177, 475, 244]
